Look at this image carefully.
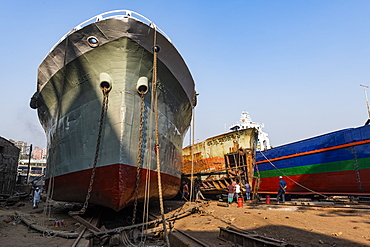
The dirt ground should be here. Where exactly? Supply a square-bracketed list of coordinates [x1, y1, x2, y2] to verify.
[1, 198, 370, 247]
[174, 200, 370, 247]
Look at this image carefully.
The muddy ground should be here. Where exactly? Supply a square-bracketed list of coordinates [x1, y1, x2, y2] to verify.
[0, 197, 370, 246]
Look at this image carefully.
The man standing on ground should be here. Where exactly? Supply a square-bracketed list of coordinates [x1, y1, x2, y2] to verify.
[276, 176, 287, 203]
[182, 182, 189, 201]
[227, 182, 235, 204]
[235, 181, 241, 200]
[244, 182, 251, 201]
[33, 187, 41, 209]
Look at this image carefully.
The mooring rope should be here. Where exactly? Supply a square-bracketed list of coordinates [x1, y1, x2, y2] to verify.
[42, 35, 70, 230]
[151, 26, 170, 247]
[140, 42, 156, 239]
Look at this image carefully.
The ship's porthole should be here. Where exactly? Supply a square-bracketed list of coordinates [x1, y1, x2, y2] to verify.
[87, 36, 99, 48]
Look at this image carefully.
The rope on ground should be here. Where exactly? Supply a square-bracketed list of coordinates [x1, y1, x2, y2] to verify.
[86, 202, 205, 239]
[15, 211, 79, 239]
[121, 231, 137, 247]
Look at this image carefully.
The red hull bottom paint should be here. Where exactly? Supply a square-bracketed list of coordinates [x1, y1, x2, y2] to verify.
[257, 169, 370, 195]
[46, 163, 180, 211]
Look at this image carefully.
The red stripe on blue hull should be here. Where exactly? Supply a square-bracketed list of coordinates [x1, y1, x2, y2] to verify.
[46, 163, 180, 211]
[257, 169, 370, 195]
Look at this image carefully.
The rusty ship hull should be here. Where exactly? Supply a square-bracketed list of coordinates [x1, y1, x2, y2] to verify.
[31, 10, 196, 211]
[182, 128, 258, 194]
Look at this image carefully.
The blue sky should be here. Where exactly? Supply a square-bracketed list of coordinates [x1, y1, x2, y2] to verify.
[1, 0, 370, 148]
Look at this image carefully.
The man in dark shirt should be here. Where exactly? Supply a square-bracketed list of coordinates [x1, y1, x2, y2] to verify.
[277, 176, 287, 203]
[182, 182, 189, 201]
[227, 183, 235, 204]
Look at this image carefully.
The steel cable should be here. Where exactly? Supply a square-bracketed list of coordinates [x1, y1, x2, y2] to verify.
[259, 151, 329, 198]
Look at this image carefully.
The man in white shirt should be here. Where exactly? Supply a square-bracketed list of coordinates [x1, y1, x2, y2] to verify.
[235, 181, 241, 200]
[33, 187, 41, 209]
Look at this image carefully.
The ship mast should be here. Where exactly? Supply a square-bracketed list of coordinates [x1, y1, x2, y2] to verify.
[360, 84, 370, 125]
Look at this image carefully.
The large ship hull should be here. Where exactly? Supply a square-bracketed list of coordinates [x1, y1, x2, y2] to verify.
[256, 125, 370, 195]
[50, 164, 180, 210]
[31, 11, 195, 211]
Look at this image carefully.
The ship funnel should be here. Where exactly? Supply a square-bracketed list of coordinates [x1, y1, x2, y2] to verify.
[100, 73, 112, 92]
[136, 76, 148, 94]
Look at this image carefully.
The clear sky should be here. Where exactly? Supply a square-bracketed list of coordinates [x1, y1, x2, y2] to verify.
[1, 0, 370, 149]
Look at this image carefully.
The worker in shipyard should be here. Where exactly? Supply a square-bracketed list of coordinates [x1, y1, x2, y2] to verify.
[194, 177, 201, 200]
[182, 182, 189, 201]
[227, 182, 235, 204]
[235, 180, 241, 200]
[33, 187, 41, 209]
[276, 176, 287, 203]
[244, 182, 251, 201]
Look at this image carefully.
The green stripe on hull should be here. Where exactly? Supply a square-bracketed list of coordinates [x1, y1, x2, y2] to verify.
[256, 157, 370, 178]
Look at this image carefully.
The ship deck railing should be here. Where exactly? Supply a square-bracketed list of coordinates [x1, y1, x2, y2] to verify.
[50, 10, 171, 52]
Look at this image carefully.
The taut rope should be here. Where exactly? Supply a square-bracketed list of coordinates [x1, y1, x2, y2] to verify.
[151, 27, 170, 246]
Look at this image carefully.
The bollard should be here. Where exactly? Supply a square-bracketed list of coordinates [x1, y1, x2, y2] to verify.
[237, 197, 243, 207]
[266, 195, 271, 204]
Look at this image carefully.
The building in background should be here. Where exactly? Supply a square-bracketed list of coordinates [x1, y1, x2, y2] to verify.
[32, 147, 47, 160]
[17, 159, 46, 187]
[7, 139, 47, 188]
[8, 140, 47, 160]
[9, 140, 28, 158]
